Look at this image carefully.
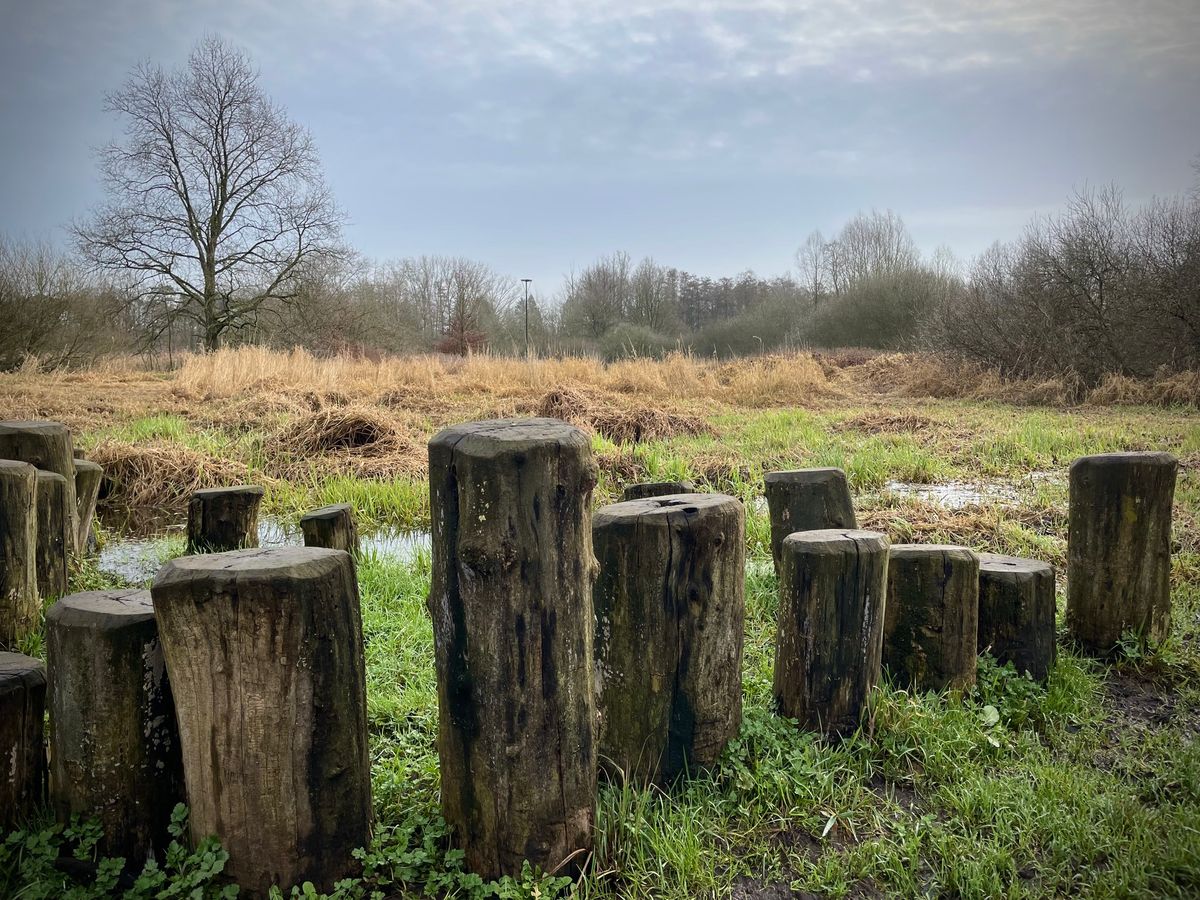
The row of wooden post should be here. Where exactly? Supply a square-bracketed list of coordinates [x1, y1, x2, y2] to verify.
[0, 416, 1180, 897]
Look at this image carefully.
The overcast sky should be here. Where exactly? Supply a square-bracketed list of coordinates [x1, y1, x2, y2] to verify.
[2, 0, 1198, 294]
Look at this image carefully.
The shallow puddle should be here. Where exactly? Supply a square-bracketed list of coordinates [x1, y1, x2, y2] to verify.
[96, 508, 431, 584]
[882, 480, 1020, 508]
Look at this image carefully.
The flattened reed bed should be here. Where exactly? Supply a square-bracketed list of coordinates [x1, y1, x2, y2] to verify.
[88, 441, 255, 508]
[531, 387, 714, 444]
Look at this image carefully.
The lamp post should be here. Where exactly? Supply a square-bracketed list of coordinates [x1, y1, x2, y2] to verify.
[521, 278, 533, 359]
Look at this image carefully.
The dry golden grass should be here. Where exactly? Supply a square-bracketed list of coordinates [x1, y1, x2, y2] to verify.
[88, 441, 254, 507]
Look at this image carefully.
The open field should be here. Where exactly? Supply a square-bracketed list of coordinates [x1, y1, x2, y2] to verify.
[2, 348, 1200, 899]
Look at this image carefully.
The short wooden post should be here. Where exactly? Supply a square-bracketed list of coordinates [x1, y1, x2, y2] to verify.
[0, 420, 78, 558]
[0, 651, 47, 830]
[46, 590, 184, 862]
[1066, 452, 1178, 655]
[765, 468, 857, 573]
[74, 459, 103, 554]
[35, 471, 70, 601]
[622, 480, 696, 502]
[152, 548, 371, 896]
[428, 418, 597, 879]
[0, 460, 39, 646]
[883, 545, 979, 692]
[300, 503, 359, 556]
[774, 529, 889, 736]
[593, 493, 744, 784]
[977, 553, 1056, 682]
[185, 485, 264, 554]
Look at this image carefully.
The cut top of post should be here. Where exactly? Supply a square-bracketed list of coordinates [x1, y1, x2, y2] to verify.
[782, 528, 888, 555]
[191, 484, 265, 499]
[46, 590, 154, 632]
[594, 492, 739, 526]
[977, 552, 1052, 579]
[301, 503, 353, 522]
[0, 420, 71, 438]
[890, 543, 977, 562]
[430, 417, 591, 459]
[0, 459, 36, 478]
[0, 651, 47, 698]
[1069, 451, 1178, 472]
[765, 467, 848, 485]
[154, 546, 349, 591]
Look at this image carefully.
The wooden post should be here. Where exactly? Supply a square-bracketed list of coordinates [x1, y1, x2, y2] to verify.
[0, 460, 39, 647]
[300, 503, 359, 556]
[428, 418, 597, 879]
[977, 553, 1056, 682]
[152, 548, 371, 896]
[35, 471, 70, 601]
[74, 459, 103, 555]
[1066, 452, 1178, 655]
[593, 493, 744, 784]
[622, 480, 696, 502]
[883, 544, 979, 692]
[774, 529, 889, 737]
[764, 468, 857, 573]
[185, 484, 264, 554]
[0, 420, 78, 558]
[46, 590, 184, 862]
[0, 651, 47, 830]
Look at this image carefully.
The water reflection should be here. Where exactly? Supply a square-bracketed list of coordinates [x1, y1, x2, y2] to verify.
[96, 508, 431, 584]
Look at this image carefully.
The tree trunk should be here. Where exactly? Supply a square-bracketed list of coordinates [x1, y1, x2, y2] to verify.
[977, 553, 1056, 682]
[0, 651, 47, 830]
[74, 459, 103, 555]
[35, 471, 70, 601]
[428, 418, 598, 879]
[0, 420, 78, 559]
[185, 485, 264, 554]
[300, 503, 359, 556]
[774, 529, 889, 737]
[765, 468, 857, 573]
[46, 590, 184, 863]
[883, 545, 980, 692]
[593, 493, 744, 784]
[151, 548, 371, 897]
[622, 480, 696, 502]
[1065, 452, 1178, 655]
[0, 460, 39, 647]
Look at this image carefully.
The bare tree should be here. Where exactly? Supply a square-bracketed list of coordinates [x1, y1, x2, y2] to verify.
[75, 36, 344, 351]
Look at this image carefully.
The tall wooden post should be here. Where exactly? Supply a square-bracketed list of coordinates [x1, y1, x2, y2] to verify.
[1066, 452, 1177, 655]
[35, 470, 70, 601]
[593, 493, 744, 784]
[428, 418, 598, 879]
[74, 459, 103, 554]
[152, 548, 371, 896]
[0, 420, 78, 558]
[0, 460, 39, 646]
[0, 651, 47, 830]
[774, 529, 889, 737]
[47, 590, 184, 862]
[883, 544, 980, 692]
[764, 468, 857, 573]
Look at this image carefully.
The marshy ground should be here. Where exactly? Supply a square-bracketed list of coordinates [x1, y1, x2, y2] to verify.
[2, 348, 1199, 898]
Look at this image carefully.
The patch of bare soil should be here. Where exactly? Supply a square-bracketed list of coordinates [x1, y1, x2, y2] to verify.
[1102, 670, 1185, 732]
[730, 876, 884, 900]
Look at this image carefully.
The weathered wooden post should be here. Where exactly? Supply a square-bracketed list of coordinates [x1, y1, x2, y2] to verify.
[301, 503, 359, 556]
[185, 484, 264, 554]
[46, 590, 184, 861]
[0, 420, 78, 558]
[0, 651, 47, 829]
[35, 471, 70, 601]
[977, 553, 1056, 682]
[774, 529, 889, 737]
[593, 493, 744, 784]
[0, 460, 39, 646]
[74, 459, 103, 554]
[1066, 452, 1178, 655]
[428, 418, 597, 879]
[765, 468, 857, 573]
[622, 480, 696, 502]
[152, 548, 370, 896]
[883, 545, 979, 692]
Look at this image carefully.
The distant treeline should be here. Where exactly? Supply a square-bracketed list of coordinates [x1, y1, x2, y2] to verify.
[3, 183, 1198, 384]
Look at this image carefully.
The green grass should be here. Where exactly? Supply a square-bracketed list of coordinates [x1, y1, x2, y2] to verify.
[5, 397, 1199, 898]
